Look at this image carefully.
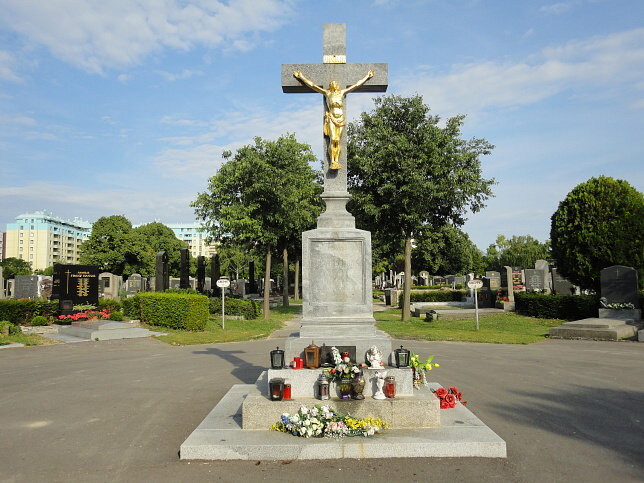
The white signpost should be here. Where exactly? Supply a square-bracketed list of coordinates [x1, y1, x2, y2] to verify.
[216, 277, 231, 329]
[467, 279, 484, 331]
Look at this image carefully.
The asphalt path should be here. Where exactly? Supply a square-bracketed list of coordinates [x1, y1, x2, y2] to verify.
[1, 328, 643, 482]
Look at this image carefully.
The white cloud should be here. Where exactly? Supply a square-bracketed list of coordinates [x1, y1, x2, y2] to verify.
[0, 50, 21, 82]
[397, 28, 644, 116]
[0, 0, 294, 74]
[0, 114, 36, 126]
[539, 2, 575, 15]
[156, 69, 204, 82]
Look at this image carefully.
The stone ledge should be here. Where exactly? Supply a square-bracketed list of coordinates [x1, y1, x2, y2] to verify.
[180, 383, 506, 460]
[550, 318, 642, 340]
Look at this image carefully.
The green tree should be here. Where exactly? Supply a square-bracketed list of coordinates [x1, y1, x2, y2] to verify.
[133, 222, 189, 277]
[192, 134, 323, 318]
[550, 176, 644, 291]
[482, 235, 550, 272]
[79, 215, 155, 276]
[347, 94, 495, 320]
[0, 257, 32, 278]
[413, 225, 484, 276]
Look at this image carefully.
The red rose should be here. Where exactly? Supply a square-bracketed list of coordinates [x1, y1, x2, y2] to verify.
[330, 368, 336, 374]
[440, 400, 449, 409]
[444, 393, 456, 404]
[449, 401, 456, 408]
[461, 401, 468, 406]
[435, 387, 448, 398]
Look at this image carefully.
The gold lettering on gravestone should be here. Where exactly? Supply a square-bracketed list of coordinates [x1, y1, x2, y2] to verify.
[76, 278, 89, 297]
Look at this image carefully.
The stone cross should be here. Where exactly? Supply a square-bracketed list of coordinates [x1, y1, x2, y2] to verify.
[282, 23, 388, 195]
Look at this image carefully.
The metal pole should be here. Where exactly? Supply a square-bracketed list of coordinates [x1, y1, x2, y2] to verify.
[221, 286, 225, 330]
[475, 287, 480, 331]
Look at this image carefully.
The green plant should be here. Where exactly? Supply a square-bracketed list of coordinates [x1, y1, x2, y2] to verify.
[121, 297, 142, 319]
[514, 292, 599, 320]
[1, 320, 20, 335]
[98, 298, 121, 313]
[30, 316, 49, 326]
[398, 290, 466, 307]
[137, 292, 208, 330]
[0, 299, 58, 324]
[209, 297, 259, 319]
[409, 352, 438, 388]
[109, 311, 125, 321]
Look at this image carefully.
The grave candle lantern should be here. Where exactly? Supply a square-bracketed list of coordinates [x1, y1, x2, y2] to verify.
[394, 345, 410, 368]
[270, 346, 285, 369]
[269, 378, 285, 401]
[304, 341, 320, 369]
[384, 375, 396, 398]
[316, 374, 330, 400]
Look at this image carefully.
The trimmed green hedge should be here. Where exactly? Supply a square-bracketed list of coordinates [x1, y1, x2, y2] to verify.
[121, 297, 142, 319]
[136, 292, 209, 331]
[0, 300, 59, 324]
[209, 297, 259, 320]
[1, 320, 20, 335]
[398, 290, 466, 308]
[515, 292, 599, 320]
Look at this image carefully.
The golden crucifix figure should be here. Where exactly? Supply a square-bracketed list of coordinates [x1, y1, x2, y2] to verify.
[293, 69, 374, 170]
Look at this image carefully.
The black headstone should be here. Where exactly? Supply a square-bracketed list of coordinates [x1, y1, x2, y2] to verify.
[155, 251, 169, 292]
[552, 268, 575, 295]
[600, 265, 639, 308]
[53, 264, 99, 308]
[197, 256, 205, 293]
[524, 269, 545, 291]
[13, 275, 39, 299]
[179, 248, 190, 289]
[248, 260, 257, 293]
[211, 254, 220, 282]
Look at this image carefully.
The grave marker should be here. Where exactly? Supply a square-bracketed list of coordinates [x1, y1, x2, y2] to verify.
[600, 265, 640, 308]
[53, 264, 99, 307]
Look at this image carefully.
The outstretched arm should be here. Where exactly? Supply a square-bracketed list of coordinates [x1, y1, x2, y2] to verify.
[293, 70, 327, 94]
[342, 70, 375, 95]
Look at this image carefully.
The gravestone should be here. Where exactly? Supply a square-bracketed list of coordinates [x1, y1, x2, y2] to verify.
[419, 270, 429, 286]
[503, 266, 515, 303]
[204, 277, 212, 293]
[534, 259, 551, 292]
[454, 275, 465, 286]
[13, 275, 39, 299]
[524, 269, 545, 292]
[600, 265, 640, 308]
[197, 256, 205, 293]
[180, 248, 190, 289]
[485, 271, 501, 290]
[233, 279, 246, 297]
[126, 274, 143, 295]
[433, 276, 447, 286]
[283, 23, 390, 361]
[155, 251, 169, 292]
[100, 272, 121, 299]
[169, 277, 181, 289]
[248, 260, 258, 294]
[0, 266, 4, 299]
[210, 254, 220, 285]
[38, 276, 52, 300]
[552, 268, 575, 295]
[54, 264, 99, 307]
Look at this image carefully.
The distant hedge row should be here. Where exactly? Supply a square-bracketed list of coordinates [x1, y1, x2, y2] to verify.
[398, 290, 466, 307]
[0, 300, 59, 324]
[126, 292, 209, 331]
[209, 297, 259, 320]
[514, 292, 599, 320]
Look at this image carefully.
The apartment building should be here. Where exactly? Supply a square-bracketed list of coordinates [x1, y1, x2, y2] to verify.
[166, 223, 217, 259]
[4, 211, 91, 271]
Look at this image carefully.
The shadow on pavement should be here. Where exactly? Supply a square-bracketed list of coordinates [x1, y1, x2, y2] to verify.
[191, 346, 264, 384]
[492, 384, 644, 470]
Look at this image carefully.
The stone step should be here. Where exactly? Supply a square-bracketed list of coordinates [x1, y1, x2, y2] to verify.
[550, 318, 642, 341]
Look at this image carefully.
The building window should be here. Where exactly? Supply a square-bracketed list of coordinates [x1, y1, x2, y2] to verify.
[19, 247, 23, 252]
[30, 240, 34, 244]
[30, 232, 34, 237]
[20, 225, 24, 230]
[19, 233, 23, 237]
[29, 254, 33, 259]
[19, 240, 23, 244]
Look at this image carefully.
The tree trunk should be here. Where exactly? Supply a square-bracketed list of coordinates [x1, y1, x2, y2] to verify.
[402, 236, 412, 321]
[263, 250, 271, 320]
[282, 247, 289, 307]
[294, 257, 300, 301]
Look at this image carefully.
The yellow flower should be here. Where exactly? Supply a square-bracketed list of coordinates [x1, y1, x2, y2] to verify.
[434, 363, 439, 367]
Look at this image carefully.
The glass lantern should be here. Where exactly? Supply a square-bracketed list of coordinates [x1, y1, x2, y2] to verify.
[269, 378, 285, 401]
[316, 374, 330, 400]
[394, 345, 410, 368]
[384, 375, 396, 398]
[270, 346, 285, 369]
[283, 381, 292, 400]
[304, 341, 320, 369]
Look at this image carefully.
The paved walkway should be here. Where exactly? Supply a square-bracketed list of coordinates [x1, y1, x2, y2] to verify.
[1, 321, 643, 482]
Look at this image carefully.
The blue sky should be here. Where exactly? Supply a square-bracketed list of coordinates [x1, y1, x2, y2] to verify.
[1, 0, 642, 251]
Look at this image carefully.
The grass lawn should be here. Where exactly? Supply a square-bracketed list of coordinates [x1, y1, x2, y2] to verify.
[0, 332, 60, 346]
[152, 304, 301, 346]
[375, 309, 564, 344]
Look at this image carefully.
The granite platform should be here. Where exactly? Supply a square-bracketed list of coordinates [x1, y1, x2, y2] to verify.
[180, 382, 507, 460]
[550, 317, 643, 340]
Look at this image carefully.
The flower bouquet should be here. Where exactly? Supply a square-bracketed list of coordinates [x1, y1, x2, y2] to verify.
[433, 386, 467, 408]
[323, 347, 365, 383]
[409, 352, 438, 388]
[270, 404, 389, 439]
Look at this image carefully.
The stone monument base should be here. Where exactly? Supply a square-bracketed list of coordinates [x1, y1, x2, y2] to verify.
[550, 318, 643, 340]
[285, 332, 393, 363]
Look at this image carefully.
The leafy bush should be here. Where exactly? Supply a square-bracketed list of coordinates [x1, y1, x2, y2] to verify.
[136, 293, 208, 330]
[31, 316, 49, 326]
[0, 300, 59, 324]
[0, 320, 20, 335]
[209, 297, 259, 320]
[109, 311, 125, 321]
[164, 288, 199, 294]
[515, 292, 599, 320]
[98, 298, 121, 313]
[121, 297, 142, 319]
[398, 290, 466, 308]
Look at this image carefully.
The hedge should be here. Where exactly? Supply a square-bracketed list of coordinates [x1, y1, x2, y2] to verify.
[209, 297, 259, 320]
[515, 292, 599, 320]
[398, 290, 466, 308]
[136, 292, 209, 331]
[98, 298, 121, 313]
[0, 300, 59, 324]
[121, 297, 142, 319]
